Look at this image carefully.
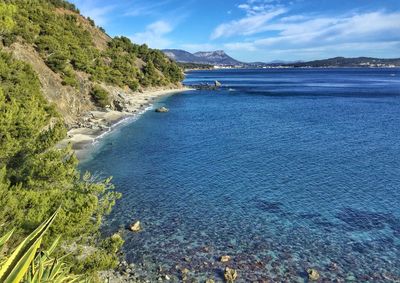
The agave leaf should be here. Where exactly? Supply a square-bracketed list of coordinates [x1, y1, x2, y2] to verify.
[45, 235, 61, 257]
[0, 209, 58, 282]
[0, 229, 14, 250]
[3, 237, 43, 283]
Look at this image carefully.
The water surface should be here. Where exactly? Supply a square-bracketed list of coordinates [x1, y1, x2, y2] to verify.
[81, 68, 400, 282]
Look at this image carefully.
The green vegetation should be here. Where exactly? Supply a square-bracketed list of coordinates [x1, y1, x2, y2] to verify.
[177, 62, 214, 70]
[0, 3, 16, 35]
[0, 0, 185, 280]
[0, 210, 84, 282]
[2, 0, 183, 89]
[90, 85, 110, 108]
[0, 51, 122, 279]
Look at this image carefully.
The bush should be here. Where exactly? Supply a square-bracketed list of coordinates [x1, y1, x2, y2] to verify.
[0, 51, 121, 275]
[90, 85, 110, 107]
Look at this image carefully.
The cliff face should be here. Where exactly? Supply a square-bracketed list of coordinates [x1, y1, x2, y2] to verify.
[9, 42, 93, 125]
[2, 1, 184, 127]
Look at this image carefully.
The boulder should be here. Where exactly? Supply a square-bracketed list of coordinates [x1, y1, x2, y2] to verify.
[214, 80, 222, 87]
[130, 220, 141, 232]
[220, 255, 231, 262]
[113, 100, 125, 111]
[307, 268, 320, 281]
[181, 268, 189, 281]
[155, 107, 169, 113]
[224, 267, 237, 282]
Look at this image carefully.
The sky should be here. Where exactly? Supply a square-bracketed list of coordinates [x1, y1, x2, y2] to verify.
[69, 0, 400, 62]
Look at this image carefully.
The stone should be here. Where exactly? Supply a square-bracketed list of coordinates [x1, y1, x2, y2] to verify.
[224, 267, 237, 282]
[181, 268, 189, 280]
[220, 255, 231, 262]
[214, 80, 222, 87]
[165, 275, 171, 280]
[113, 100, 125, 111]
[205, 279, 215, 283]
[130, 220, 141, 232]
[307, 268, 320, 281]
[155, 106, 169, 113]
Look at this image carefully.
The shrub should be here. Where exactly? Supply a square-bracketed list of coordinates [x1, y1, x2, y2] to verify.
[90, 85, 110, 107]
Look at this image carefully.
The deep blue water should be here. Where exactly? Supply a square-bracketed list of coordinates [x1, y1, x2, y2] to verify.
[80, 68, 400, 282]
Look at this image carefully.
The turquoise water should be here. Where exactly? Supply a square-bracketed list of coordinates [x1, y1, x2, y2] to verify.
[80, 68, 400, 282]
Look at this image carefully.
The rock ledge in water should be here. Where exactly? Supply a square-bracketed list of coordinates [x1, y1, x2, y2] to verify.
[224, 267, 237, 282]
[130, 220, 141, 232]
[155, 107, 169, 113]
[307, 268, 320, 281]
[220, 255, 231, 262]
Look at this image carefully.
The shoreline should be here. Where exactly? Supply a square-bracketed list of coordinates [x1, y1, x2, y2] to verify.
[57, 87, 193, 160]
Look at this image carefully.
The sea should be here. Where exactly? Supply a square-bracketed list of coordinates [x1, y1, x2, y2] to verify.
[80, 68, 400, 282]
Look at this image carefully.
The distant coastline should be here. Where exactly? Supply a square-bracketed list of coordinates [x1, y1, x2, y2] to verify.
[163, 49, 400, 69]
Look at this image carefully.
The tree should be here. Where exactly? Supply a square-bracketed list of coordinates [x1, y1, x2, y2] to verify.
[0, 3, 16, 35]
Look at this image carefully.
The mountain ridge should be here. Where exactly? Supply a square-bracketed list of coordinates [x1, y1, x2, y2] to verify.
[163, 49, 400, 68]
[163, 49, 242, 66]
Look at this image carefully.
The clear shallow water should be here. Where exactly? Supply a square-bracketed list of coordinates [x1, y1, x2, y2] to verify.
[80, 68, 400, 282]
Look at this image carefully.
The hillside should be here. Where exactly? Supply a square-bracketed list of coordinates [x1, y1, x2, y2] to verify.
[1, 0, 184, 126]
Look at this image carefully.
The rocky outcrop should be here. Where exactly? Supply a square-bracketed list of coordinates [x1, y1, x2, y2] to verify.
[307, 268, 320, 281]
[224, 267, 237, 282]
[129, 220, 141, 232]
[220, 255, 231, 262]
[155, 106, 169, 113]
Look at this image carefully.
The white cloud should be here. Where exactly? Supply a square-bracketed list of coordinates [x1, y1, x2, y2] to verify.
[218, 11, 400, 53]
[224, 42, 257, 52]
[130, 20, 173, 48]
[211, 8, 286, 39]
[238, 0, 283, 16]
[124, 0, 172, 17]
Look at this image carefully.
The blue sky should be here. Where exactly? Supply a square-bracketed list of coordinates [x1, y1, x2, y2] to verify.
[70, 0, 400, 62]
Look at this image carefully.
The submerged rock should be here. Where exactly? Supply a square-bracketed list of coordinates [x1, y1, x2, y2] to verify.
[130, 220, 141, 232]
[220, 255, 231, 262]
[181, 268, 189, 281]
[155, 107, 169, 113]
[307, 268, 320, 281]
[224, 267, 237, 282]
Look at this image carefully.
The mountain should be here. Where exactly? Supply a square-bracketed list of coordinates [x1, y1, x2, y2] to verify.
[163, 49, 243, 66]
[193, 50, 242, 65]
[163, 49, 200, 63]
[285, 57, 400, 67]
[163, 49, 400, 68]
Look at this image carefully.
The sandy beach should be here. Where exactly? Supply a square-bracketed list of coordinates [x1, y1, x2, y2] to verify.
[57, 87, 192, 159]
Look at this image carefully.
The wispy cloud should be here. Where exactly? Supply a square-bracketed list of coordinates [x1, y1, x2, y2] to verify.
[223, 11, 400, 50]
[71, 0, 115, 25]
[211, 8, 286, 39]
[238, 0, 284, 16]
[124, 0, 173, 17]
[130, 20, 173, 48]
